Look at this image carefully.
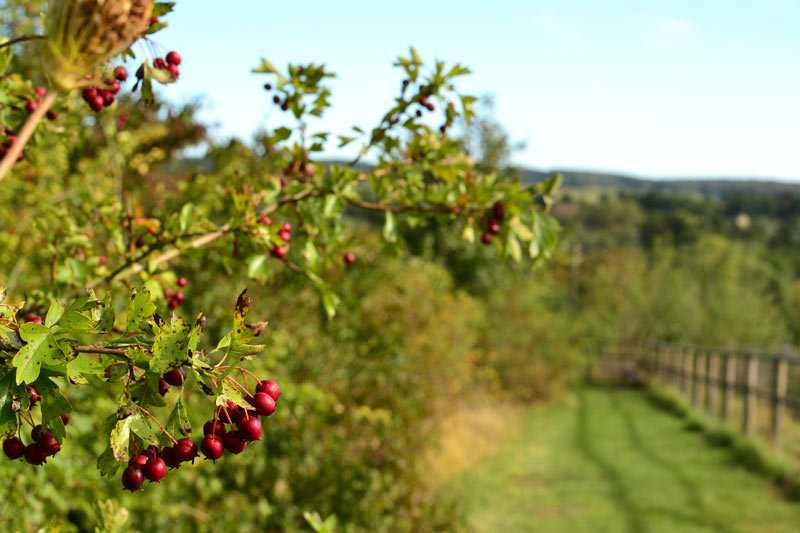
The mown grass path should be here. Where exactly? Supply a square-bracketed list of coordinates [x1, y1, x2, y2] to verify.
[445, 387, 800, 532]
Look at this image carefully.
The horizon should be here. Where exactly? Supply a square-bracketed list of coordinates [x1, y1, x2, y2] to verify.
[150, 1, 800, 181]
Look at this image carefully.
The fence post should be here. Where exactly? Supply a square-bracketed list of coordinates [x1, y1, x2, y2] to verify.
[722, 353, 736, 422]
[692, 349, 701, 409]
[770, 358, 789, 448]
[705, 351, 716, 416]
[742, 354, 758, 436]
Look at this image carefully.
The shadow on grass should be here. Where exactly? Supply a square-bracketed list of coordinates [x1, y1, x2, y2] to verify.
[575, 387, 648, 533]
[606, 388, 730, 533]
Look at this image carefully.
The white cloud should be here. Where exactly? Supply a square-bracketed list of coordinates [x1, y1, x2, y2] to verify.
[658, 17, 698, 34]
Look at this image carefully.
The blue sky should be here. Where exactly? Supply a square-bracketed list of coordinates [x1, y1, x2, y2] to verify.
[149, 0, 800, 180]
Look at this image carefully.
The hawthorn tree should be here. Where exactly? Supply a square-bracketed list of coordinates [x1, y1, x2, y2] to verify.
[0, 0, 560, 496]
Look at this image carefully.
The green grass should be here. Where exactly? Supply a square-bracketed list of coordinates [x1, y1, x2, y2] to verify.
[444, 386, 800, 532]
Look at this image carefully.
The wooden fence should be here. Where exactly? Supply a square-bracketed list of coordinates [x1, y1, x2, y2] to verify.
[639, 342, 800, 450]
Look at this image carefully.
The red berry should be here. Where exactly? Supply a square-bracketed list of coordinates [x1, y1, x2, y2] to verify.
[90, 94, 104, 112]
[166, 51, 182, 66]
[60, 414, 70, 425]
[149, 16, 159, 25]
[25, 315, 42, 324]
[25, 100, 38, 113]
[101, 90, 115, 107]
[163, 367, 186, 386]
[174, 438, 198, 463]
[27, 386, 41, 405]
[174, 292, 185, 304]
[3, 436, 25, 460]
[439, 125, 447, 134]
[426, 103, 435, 111]
[35, 87, 46, 99]
[281, 222, 292, 232]
[248, 392, 276, 417]
[237, 415, 262, 442]
[106, 80, 120, 94]
[201, 435, 224, 462]
[24, 443, 46, 465]
[114, 66, 128, 81]
[82, 87, 98, 102]
[256, 379, 281, 401]
[168, 299, 179, 310]
[223, 430, 247, 454]
[98, 255, 107, 265]
[279, 177, 288, 188]
[416, 109, 422, 118]
[122, 465, 144, 493]
[259, 216, 272, 225]
[129, 454, 149, 467]
[161, 446, 181, 469]
[280, 102, 288, 111]
[203, 419, 226, 437]
[481, 232, 492, 245]
[153, 58, 167, 69]
[273, 95, 280, 104]
[273, 246, 287, 259]
[176, 277, 187, 287]
[167, 63, 179, 77]
[344, 253, 356, 265]
[420, 97, 430, 107]
[488, 218, 500, 235]
[278, 229, 291, 242]
[30, 424, 46, 442]
[263, 83, 272, 90]
[40, 433, 61, 456]
[143, 456, 166, 483]
[493, 201, 505, 219]
[46, 110, 58, 121]
[158, 377, 169, 396]
[141, 448, 157, 461]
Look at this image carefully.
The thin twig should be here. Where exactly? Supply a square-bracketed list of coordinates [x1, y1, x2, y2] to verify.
[0, 91, 57, 182]
[73, 345, 132, 356]
[0, 35, 45, 49]
[133, 403, 178, 445]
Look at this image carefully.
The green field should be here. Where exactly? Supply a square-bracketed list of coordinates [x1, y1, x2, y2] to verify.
[445, 387, 800, 533]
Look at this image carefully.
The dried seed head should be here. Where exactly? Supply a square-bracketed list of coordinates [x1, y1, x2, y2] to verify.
[45, 0, 153, 90]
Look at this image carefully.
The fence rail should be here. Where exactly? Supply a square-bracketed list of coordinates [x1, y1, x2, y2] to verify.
[639, 342, 800, 449]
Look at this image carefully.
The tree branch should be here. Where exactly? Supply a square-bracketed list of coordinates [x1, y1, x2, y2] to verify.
[0, 91, 57, 182]
[0, 35, 45, 49]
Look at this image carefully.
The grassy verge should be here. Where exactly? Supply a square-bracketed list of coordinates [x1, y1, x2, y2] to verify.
[443, 386, 800, 533]
[646, 382, 800, 500]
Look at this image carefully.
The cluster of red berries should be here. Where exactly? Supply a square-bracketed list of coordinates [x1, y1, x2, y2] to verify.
[0, 134, 22, 162]
[163, 277, 188, 311]
[81, 67, 126, 112]
[260, 219, 292, 259]
[481, 202, 505, 245]
[158, 367, 186, 396]
[24, 87, 57, 121]
[153, 51, 181, 78]
[121, 378, 280, 493]
[2, 386, 70, 466]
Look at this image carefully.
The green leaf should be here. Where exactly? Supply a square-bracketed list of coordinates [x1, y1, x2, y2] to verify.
[179, 203, 194, 233]
[0, 37, 12, 76]
[215, 378, 248, 409]
[41, 390, 71, 442]
[409, 46, 423, 66]
[97, 447, 121, 477]
[506, 235, 522, 262]
[152, 2, 176, 17]
[45, 301, 64, 328]
[252, 58, 278, 74]
[110, 416, 133, 462]
[60, 291, 101, 333]
[382, 211, 397, 243]
[129, 414, 161, 445]
[150, 316, 190, 374]
[164, 397, 191, 441]
[13, 323, 60, 384]
[0, 399, 16, 439]
[130, 375, 167, 408]
[337, 135, 356, 148]
[126, 289, 156, 334]
[272, 127, 292, 142]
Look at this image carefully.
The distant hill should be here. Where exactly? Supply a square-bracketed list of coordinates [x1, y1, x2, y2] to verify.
[166, 156, 800, 198]
[520, 169, 800, 197]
